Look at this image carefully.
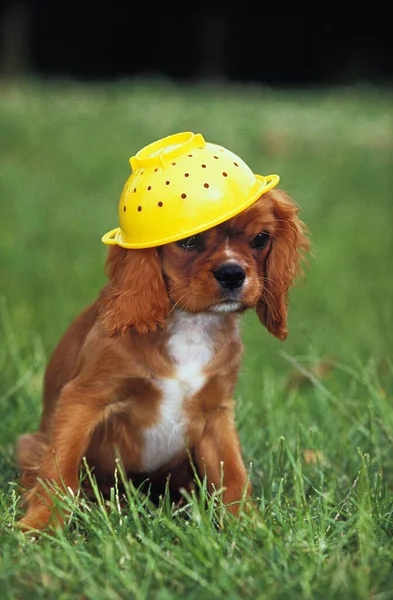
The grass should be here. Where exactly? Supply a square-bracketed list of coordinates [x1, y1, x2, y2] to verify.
[0, 78, 392, 599]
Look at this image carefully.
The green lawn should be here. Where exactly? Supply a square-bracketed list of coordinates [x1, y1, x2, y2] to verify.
[0, 79, 392, 599]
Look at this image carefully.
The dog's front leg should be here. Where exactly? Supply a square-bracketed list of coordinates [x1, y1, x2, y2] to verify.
[194, 406, 251, 515]
[18, 381, 106, 531]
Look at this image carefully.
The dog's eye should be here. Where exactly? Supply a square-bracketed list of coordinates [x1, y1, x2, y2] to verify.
[176, 234, 204, 251]
[251, 232, 270, 250]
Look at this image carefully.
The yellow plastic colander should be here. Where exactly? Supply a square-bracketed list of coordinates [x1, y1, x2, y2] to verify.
[102, 132, 279, 249]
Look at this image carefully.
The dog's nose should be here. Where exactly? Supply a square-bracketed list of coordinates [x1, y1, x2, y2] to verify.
[213, 264, 246, 290]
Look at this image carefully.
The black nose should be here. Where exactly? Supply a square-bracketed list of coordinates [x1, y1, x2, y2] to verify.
[213, 264, 246, 290]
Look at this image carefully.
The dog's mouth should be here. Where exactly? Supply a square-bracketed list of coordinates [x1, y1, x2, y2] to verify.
[209, 300, 245, 313]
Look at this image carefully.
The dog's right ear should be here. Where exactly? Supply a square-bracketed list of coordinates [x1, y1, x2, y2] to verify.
[256, 189, 310, 341]
[99, 246, 171, 336]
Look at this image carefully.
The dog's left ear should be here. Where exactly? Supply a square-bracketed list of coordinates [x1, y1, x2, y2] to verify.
[256, 189, 310, 341]
[100, 246, 171, 336]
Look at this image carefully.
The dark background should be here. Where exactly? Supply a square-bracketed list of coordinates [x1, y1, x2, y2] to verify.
[1, 2, 393, 86]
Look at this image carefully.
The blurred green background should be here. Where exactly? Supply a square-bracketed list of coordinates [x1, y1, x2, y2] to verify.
[1, 78, 392, 458]
[1, 78, 393, 599]
[1, 81, 392, 364]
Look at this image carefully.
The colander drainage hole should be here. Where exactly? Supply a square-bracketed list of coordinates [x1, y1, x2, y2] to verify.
[123, 206, 126, 212]
[166, 180, 170, 185]
[181, 193, 187, 199]
[204, 183, 209, 188]
[137, 206, 142, 212]
[147, 186, 151, 191]
[158, 202, 163, 207]
[222, 172, 228, 177]
[201, 164, 206, 168]
[184, 173, 189, 177]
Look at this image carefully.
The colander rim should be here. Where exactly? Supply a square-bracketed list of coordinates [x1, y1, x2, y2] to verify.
[101, 173, 280, 249]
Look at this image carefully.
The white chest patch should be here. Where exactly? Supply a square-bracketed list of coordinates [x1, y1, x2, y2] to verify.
[141, 312, 217, 472]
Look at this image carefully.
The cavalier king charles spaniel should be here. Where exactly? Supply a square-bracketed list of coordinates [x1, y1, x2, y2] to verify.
[17, 187, 309, 531]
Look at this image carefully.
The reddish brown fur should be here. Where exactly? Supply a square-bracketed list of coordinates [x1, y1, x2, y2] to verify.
[16, 189, 309, 531]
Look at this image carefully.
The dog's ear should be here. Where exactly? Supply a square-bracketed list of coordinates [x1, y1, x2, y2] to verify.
[100, 246, 171, 336]
[256, 189, 310, 341]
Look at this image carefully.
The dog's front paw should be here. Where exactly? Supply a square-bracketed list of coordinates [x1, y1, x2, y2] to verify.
[16, 506, 54, 533]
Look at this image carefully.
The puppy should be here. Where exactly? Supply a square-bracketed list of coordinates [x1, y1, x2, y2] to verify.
[17, 187, 309, 531]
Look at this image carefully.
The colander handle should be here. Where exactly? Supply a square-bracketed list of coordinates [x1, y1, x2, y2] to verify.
[258, 174, 280, 193]
[101, 227, 120, 245]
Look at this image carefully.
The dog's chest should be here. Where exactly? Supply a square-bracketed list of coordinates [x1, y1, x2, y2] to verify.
[141, 313, 215, 472]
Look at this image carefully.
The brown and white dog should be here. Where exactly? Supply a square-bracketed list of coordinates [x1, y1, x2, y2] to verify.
[17, 187, 309, 530]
